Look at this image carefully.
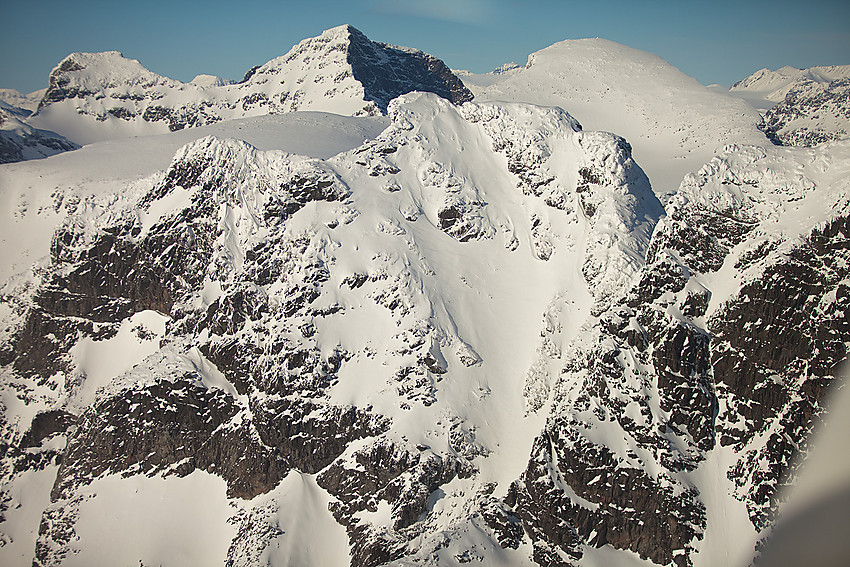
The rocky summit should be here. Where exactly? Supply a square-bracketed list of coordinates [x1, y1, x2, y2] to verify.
[0, 24, 848, 567]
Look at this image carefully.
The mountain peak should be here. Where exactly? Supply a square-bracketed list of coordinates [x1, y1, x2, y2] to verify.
[51, 51, 155, 81]
[343, 26, 473, 111]
[39, 50, 175, 111]
[320, 23, 359, 38]
[189, 74, 234, 87]
[30, 26, 472, 144]
[253, 24, 473, 112]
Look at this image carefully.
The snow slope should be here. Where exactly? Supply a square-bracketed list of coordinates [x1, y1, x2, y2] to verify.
[729, 65, 850, 106]
[465, 38, 768, 202]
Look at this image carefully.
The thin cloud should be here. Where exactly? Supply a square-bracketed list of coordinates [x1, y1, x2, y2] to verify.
[371, 0, 496, 25]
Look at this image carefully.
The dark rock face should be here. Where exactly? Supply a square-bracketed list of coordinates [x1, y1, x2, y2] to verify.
[318, 437, 472, 567]
[509, 427, 705, 567]
[509, 281, 715, 565]
[20, 410, 76, 449]
[39, 59, 91, 109]
[50, 376, 287, 502]
[252, 397, 390, 475]
[345, 26, 473, 113]
[10, 198, 213, 380]
[712, 214, 850, 529]
[0, 132, 77, 164]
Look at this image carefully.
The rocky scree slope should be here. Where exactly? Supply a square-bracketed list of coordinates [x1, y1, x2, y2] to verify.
[25, 25, 472, 146]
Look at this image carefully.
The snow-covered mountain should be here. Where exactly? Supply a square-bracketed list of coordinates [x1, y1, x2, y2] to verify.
[0, 104, 78, 164]
[730, 65, 850, 104]
[462, 38, 768, 202]
[759, 78, 850, 146]
[189, 74, 236, 88]
[25, 25, 471, 146]
[3, 91, 664, 566]
[727, 65, 850, 147]
[1, 25, 848, 567]
[0, 88, 45, 114]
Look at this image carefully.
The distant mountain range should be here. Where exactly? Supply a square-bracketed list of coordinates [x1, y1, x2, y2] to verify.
[0, 88, 45, 113]
[730, 64, 850, 102]
[20, 25, 469, 146]
[2, 28, 848, 164]
[0, 102, 78, 164]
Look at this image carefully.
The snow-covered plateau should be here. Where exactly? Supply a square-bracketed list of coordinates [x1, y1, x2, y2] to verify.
[1, 24, 848, 567]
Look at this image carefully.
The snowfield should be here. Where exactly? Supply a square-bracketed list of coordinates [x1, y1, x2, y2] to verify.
[462, 38, 768, 203]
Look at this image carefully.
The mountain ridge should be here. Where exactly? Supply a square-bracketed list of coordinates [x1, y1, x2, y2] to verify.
[25, 25, 471, 146]
[730, 64, 850, 102]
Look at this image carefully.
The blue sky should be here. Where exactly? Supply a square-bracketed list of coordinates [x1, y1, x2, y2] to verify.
[1, 0, 848, 93]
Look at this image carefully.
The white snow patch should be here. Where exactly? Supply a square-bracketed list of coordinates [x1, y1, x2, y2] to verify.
[249, 471, 351, 567]
[62, 470, 235, 567]
[69, 310, 167, 409]
[0, 465, 59, 567]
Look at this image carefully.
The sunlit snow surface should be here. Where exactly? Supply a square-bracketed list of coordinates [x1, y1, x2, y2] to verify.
[0, 92, 663, 566]
[463, 38, 769, 203]
[45, 469, 349, 567]
[0, 67, 848, 565]
[61, 471, 237, 567]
